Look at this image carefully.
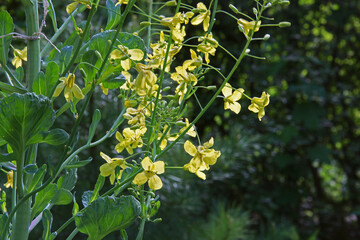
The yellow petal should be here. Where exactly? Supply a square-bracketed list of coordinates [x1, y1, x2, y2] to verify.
[66, 2, 79, 14]
[141, 157, 153, 171]
[222, 83, 232, 97]
[195, 170, 206, 180]
[133, 172, 148, 185]
[100, 152, 112, 163]
[100, 163, 113, 177]
[128, 49, 144, 61]
[148, 174, 163, 190]
[204, 137, 214, 148]
[72, 84, 85, 100]
[248, 103, 259, 113]
[121, 58, 132, 71]
[184, 140, 197, 156]
[229, 102, 241, 114]
[64, 87, 72, 102]
[153, 161, 165, 174]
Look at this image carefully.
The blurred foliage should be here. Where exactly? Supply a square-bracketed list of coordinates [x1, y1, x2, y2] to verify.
[1, 0, 360, 239]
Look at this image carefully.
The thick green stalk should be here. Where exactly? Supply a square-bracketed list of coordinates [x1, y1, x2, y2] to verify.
[22, 0, 40, 91]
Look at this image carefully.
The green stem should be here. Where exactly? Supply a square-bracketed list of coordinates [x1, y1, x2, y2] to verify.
[136, 219, 146, 240]
[146, 0, 153, 49]
[22, 0, 40, 91]
[66, 229, 78, 240]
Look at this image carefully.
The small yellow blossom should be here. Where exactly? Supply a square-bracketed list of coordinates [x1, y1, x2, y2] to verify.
[110, 45, 144, 71]
[133, 157, 165, 190]
[171, 66, 198, 103]
[222, 83, 244, 114]
[161, 12, 194, 43]
[134, 63, 157, 96]
[179, 118, 197, 138]
[115, 0, 128, 6]
[197, 33, 218, 64]
[66, 0, 91, 14]
[100, 83, 108, 95]
[123, 105, 151, 127]
[191, 2, 211, 32]
[53, 73, 85, 102]
[237, 18, 261, 39]
[248, 92, 270, 121]
[184, 138, 221, 180]
[99, 152, 127, 184]
[115, 127, 147, 154]
[12, 47, 27, 69]
[4, 171, 13, 188]
[183, 49, 202, 71]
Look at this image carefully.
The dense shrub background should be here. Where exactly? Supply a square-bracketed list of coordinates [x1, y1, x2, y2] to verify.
[1, 0, 360, 239]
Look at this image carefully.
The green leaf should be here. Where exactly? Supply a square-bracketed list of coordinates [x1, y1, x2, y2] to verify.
[57, 167, 77, 191]
[0, 11, 14, 65]
[0, 93, 55, 153]
[105, 0, 121, 30]
[0, 82, 27, 94]
[28, 164, 46, 192]
[24, 164, 38, 174]
[102, 74, 126, 89]
[47, 0, 57, 32]
[42, 209, 53, 240]
[65, 158, 92, 169]
[74, 196, 141, 240]
[28, 128, 69, 146]
[0, 153, 13, 163]
[15, 67, 24, 82]
[82, 191, 93, 208]
[59, 46, 73, 73]
[79, 50, 100, 84]
[32, 71, 46, 95]
[52, 188, 72, 205]
[87, 109, 101, 144]
[90, 175, 105, 203]
[31, 183, 58, 219]
[45, 61, 60, 96]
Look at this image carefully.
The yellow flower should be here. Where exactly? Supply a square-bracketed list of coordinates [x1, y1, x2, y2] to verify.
[161, 12, 194, 43]
[123, 105, 150, 127]
[183, 49, 202, 71]
[53, 73, 85, 102]
[171, 66, 198, 103]
[115, 0, 128, 6]
[179, 118, 197, 138]
[12, 47, 27, 69]
[183, 138, 221, 179]
[115, 127, 147, 154]
[66, 0, 91, 14]
[191, 2, 211, 32]
[133, 157, 165, 190]
[248, 92, 270, 121]
[222, 83, 244, 114]
[197, 33, 218, 64]
[237, 18, 261, 39]
[110, 45, 144, 71]
[134, 63, 157, 96]
[99, 152, 127, 184]
[4, 171, 13, 188]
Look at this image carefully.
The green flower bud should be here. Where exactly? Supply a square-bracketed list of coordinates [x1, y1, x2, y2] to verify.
[279, 22, 291, 28]
[165, 0, 177, 6]
[264, 34, 271, 40]
[229, 4, 240, 14]
[206, 85, 217, 90]
[253, 7, 258, 16]
[140, 21, 151, 26]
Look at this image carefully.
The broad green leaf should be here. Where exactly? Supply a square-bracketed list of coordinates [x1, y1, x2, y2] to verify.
[74, 196, 141, 240]
[42, 209, 53, 240]
[59, 46, 73, 73]
[31, 183, 58, 219]
[47, 0, 57, 32]
[52, 188, 72, 205]
[28, 128, 69, 146]
[87, 109, 101, 144]
[57, 167, 77, 191]
[102, 74, 126, 89]
[45, 61, 60, 96]
[27, 164, 46, 192]
[0, 11, 14, 65]
[105, 0, 121, 30]
[0, 93, 55, 153]
[33, 71, 46, 95]
[24, 164, 38, 174]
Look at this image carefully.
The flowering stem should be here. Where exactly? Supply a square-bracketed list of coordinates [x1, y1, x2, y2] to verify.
[22, 0, 40, 91]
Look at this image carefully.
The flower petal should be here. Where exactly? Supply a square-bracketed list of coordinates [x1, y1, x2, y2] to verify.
[184, 140, 197, 156]
[148, 174, 163, 190]
[133, 172, 148, 185]
[153, 161, 165, 174]
[141, 157, 154, 171]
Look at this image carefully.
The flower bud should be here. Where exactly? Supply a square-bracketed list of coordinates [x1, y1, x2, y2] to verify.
[206, 85, 217, 90]
[165, 0, 177, 6]
[279, 22, 291, 28]
[140, 21, 151, 26]
[229, 4, 240, 14]
[245, 48, 251, 54]
[264, 34, 271, 40]
[265, 3, 272, 8]
[162, 86, 171, 91]
[278, 0, 290, 5]
[253, 8, 258, 16]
